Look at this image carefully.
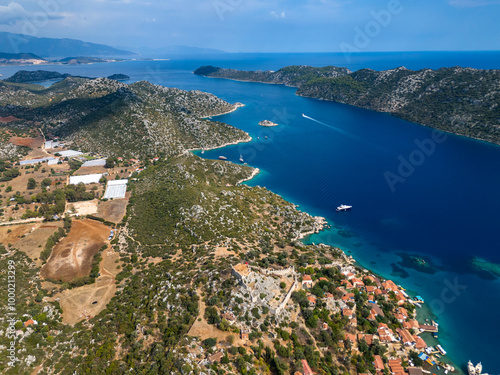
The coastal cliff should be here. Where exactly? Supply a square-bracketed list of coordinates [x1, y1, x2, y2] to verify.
[195, 65, 500, 145]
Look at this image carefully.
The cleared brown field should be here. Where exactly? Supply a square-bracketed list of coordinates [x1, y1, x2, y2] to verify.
[40, 219, 110, 282]
[13, 223, 63, 266]
[10, 136, 44, 148]
[73, 166, 108, 175]
[48, 247, 122, 325]
[67, 200, 99, 216]
[97, 197, 129, 223]
[0, 116, 20, 123]
[0, 224, 34, 245]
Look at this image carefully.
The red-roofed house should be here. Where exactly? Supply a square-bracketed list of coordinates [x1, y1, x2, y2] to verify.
[240, 328, 250, 340]
[397, 328, 416, 346]
[221, 311, 236, 324]
[371, 304, 385, 317]
[307, 295, 317, 307]
[395, 293, 407, 305]
[347, 272, 355, 279]
[382, 280, 398, 292]
[302, 275, 313, 288]
[341, 279, 353, 289]
[414, 335, 427, 349]
[352, 278, 365, 288]
[342, 309, 354, 319]
[344, 332, 356, 342]
[395, 313, 406, 323]
[378, 323, 395, 343]
[388, 358, 404, 374]
[373, 355, 385, 371]
[301, 359, 314, 375]
[398, 307, 408, 318]
[358, 334, 374, 346]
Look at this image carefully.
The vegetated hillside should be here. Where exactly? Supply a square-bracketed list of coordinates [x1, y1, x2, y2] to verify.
[3, 70, 73, 83]
[127, 154, 323, 253]
[57, 56, 121, 64]
[194, 65, 351, 86]
[0, 52, 45, 60]
[0, 77, 249, 158]
[196, 65, 500, 145]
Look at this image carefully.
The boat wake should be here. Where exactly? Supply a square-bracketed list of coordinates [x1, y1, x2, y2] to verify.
[302, 113, 391, 154]
[302, 113, 361, 140]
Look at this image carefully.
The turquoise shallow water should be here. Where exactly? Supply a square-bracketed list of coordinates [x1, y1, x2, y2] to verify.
[2, 51, 500, 372]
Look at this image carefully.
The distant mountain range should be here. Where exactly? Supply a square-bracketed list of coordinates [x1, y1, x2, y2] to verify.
[0, 32, 135, 58]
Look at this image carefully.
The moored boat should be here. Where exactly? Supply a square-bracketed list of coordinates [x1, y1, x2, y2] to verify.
[219, 156, 227, 160]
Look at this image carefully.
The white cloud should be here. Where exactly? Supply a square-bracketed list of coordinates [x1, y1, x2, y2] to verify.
[0, 2, 28, 24]
[448, 0, 500, 7]
[270, 10, 286, 19]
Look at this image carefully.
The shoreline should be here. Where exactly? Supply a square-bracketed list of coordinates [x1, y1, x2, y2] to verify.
[295, 216, 328, 240]
[194, 74, 472, 374]
[198, 73, 500, 149]
[237, 167, 260, 184]
[206, 144, 463, 373]
[202, 102, 245, 119]
[305, 228, 463, 374]
[190, 102, 252, 152]
[305, 229, 461, 373]
[187, 133, 252, 154]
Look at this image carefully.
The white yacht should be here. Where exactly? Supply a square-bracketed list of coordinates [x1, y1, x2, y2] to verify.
[336, 204, 352, 212]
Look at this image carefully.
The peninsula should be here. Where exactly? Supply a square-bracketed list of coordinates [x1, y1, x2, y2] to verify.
[3, 70, 129, 84]
[194, 65, 500, 146]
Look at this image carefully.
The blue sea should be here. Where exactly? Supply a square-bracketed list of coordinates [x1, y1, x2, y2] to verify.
[2, 51, 500, 373]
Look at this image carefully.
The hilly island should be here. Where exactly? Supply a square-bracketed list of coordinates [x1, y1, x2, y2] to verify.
[194, 65, 500, 145]
[0, 69, 479, 374]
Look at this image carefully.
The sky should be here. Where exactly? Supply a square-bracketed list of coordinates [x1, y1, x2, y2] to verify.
[0, 0, 499, 53]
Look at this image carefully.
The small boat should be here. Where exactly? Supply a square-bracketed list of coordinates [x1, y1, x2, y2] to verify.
[201, 150, 205, 154]
[336, 204, 352, 212]
[218, 156, 227, 160]
[414, 295, 425, 303]
[436, 344, 446, 355]
[239, 154, 244, 162]
[264, 136, 268, 139]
